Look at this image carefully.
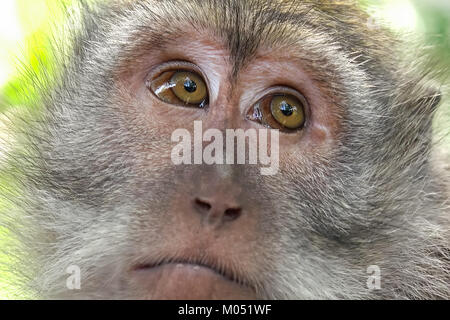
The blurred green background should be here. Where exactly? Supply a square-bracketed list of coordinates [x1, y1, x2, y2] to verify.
[0, 0, 449, 299]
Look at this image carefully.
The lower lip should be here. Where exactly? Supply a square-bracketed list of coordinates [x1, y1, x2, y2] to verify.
[131, 263, 258, 299]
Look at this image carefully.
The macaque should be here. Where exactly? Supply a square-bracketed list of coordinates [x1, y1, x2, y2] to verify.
[0, 0, 449, 299]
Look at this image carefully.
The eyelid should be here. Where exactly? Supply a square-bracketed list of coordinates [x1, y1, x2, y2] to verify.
[146, 60, 208, 88]
[253, 85, 309, 105]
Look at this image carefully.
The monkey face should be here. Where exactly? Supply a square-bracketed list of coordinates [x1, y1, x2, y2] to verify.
[106, 22, 352, 298]
[3, 0, 448, 300]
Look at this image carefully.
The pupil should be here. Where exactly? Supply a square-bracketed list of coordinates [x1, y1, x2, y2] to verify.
[184, 78, 197, 93]
[280, 101, 294, 116]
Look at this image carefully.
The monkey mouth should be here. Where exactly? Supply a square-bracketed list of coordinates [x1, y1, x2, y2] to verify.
[135, 260, 240, 283]
[131, 258, 258, 299]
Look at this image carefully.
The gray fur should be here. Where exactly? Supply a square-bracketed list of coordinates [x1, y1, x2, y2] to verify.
[0, 0, 449, 299]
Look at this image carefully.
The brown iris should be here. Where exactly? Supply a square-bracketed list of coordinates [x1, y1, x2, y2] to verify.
[149, 70, 208, 107]
[247, 93, 306, 131]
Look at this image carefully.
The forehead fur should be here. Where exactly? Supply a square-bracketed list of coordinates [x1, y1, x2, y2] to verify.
[98, 0, 389, 76]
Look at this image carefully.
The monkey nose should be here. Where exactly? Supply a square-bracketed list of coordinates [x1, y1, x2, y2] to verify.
[193, 196, 243, 226]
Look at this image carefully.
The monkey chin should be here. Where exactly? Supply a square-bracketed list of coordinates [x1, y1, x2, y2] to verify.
[131, 263, 258, 300]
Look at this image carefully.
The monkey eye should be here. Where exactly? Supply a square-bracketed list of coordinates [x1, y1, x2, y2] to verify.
[148, 70, 209, 108]
[247, 92, 307, 131]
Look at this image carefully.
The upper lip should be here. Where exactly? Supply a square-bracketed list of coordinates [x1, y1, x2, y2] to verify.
[132, 254, 253, 289]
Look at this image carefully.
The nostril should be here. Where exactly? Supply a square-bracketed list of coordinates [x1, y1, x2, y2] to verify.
[194, 198, 212, 211]
[194, 198, 242, 222]
[224, 207, 242, 222]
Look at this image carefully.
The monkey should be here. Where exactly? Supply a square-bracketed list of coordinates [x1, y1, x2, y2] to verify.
[0, 0, 449, 299]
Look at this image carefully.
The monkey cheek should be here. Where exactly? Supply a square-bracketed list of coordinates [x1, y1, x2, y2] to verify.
[130, 263, 258, 300]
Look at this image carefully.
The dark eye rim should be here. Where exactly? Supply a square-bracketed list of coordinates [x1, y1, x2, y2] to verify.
[145, 60, 210, 108]
[246, 86, 310, 133]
